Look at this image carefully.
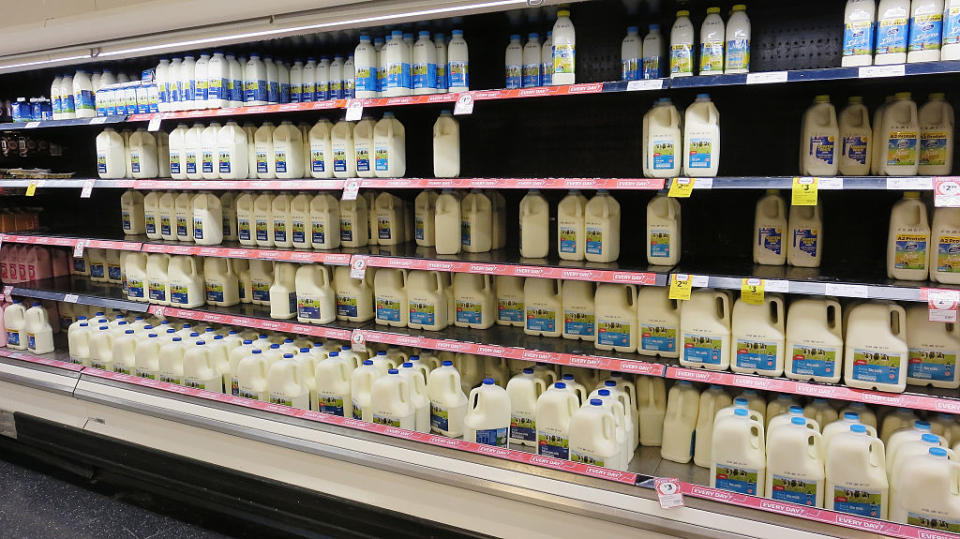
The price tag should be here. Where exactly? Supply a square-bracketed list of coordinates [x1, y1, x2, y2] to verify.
[934, 178, 960, 207]
[24, 121, 40, 129]
[25, 180, 38, 197]
[669, 274, 692, 301]
[80, 179, 95, 198]
[668, 178, 695, 198]
[3, 286, 12, 298]
[454, 93, 474, 115]
[63, 294, 79, 303]
[792, 176, 818, 205]
[928, 290, 960, 322]
[342, 178, 360, 201]
[350, 255, 368, 280]
[887, 176, 933, 190]
[89, 117, 108, 125]
[73, 239, 87, 258]
[626, 79, 664, 91]
[859, 64, 905, 79]
[654, 478, 684, 509]
[345, 99, 364, 121]
[350, 329, 367, 353]
[745, 71, 788, 85]
[741, 278, 765, 304]
[147, 116, 162, 132]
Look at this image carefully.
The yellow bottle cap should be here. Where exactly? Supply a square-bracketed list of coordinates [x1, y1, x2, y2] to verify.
[707, 7, 721, 14]
[895, 91, 912, 99]
[557, 9, 570, 17]
[815, 94, 830, 103]
[904, 191, 921, 199]
[849, 96, 863, 103]
[732, 4, 747, 11]
[677, 10, 690, 17]
[931, 92, 946, 100]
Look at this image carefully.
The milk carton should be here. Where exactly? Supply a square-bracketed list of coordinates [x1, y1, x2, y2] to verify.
[464, 379, 511, 447]
[844, 302, 909, 392]
[524, 278, 562, 338]
[800, 95, 839, 176]
[766, 416, 824, 507]
[785, 298, 844, 383]
[661, 381, 700, 464]
[839, 96, 873, 176]
[557, 190, 587, 261]
[888, 192, 930, 280]
[712, 408, 766, 496]
[754, 190, 787, 265]
[595, 284, 638, 353]
[682, 94, 720, 176]
[906, 304, 960, 388]
[646, 194, 681, 266]
[679, 289, 732, 370]
[787, 204, 823, 267]
[731, 295, 785, 377]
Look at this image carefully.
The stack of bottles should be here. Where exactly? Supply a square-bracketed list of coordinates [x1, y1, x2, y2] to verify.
[669, 5, 752, 78]
[641, 94, 721, 178]
[503, 10, 575, 88]
[843, 0, 960, 66]
[354, 30, 469, 98]
[887, 191, 960, 283]
[620, 25, 666, 80]
[0, 244, 70, 283]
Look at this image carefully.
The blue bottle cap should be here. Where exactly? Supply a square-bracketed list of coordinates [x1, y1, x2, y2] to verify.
[930, 447, 948, 457]
[791, 417, 806, 426]
[555, 382, 567, 389]
[590, 399, 603, 406]
[388, 368, 399, 374]
[442, 360, 453, 366]
[734, 408, 748, 416]
[850, 424, 867, 433]
[482, 378, 495, 385]
[922, 433, 940, 443]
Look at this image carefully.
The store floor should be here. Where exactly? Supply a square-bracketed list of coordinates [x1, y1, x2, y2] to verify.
[0, 452, 292, 539]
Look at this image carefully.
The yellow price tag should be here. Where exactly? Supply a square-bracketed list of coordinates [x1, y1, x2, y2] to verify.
[668, 177, 695, 198]
[792, 177, 818, 205]
[25, 180, 37, 197]
[669, 274, 693, 300]
[741, 278, 765, 304]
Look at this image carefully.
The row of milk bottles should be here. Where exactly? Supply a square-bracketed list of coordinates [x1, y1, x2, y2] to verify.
[49, 69, 113, 119]
[670, 5, 752, 77]
[2, 300, 55, 354]
[155, 52, 356, 112]
[642, 95, 721, 178]
[800, 92, 953, 177]
[752, 191, 824, 267]
[354, 30, 469, 98]
[677, 287, 960, 393]
[621, 25, 666, 80]
[95, 127, 170, 180]
[502, 9, 576, 88]
[843, 0, 960, 66]
[887, 191, 960, 282]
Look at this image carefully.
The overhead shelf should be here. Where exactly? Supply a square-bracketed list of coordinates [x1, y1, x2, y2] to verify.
[0, 115, 127, 131]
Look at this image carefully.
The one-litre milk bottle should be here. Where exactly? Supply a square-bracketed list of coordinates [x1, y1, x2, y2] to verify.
[637, 286, 681, 358]
[670, 10, 695, 77]
[642, 98, 682, 178]
[919, 92, 955, 176]
[428, 360, 468, 437]
[712, 408, 766, 496]
[785, 298, 844, 383]
[584, 190, 620, 263]
[787, 203, 823, 267]
[875, 0, 911, 64]
[907, 0, 945, 63]
[842, 0, 877, 66]
[753, 190, 787, 265]
[825, 424, 888, 518]
[880, 92, 920, 176]
[699, 7, 725, 75]
[660, 381, 700, 464]
[464, 379, 511, 447]
[646, 194, 681, 266]
[680, 289, 732, 370]
[839, 96, 872, 176]
[844, 301, 909, 392]
[682, 94, 720, 177]
[766, 416, 824, 507]
[906, 303, 960, 388]
[694, 385, 733, 468]
[731, 294, 785, 377]
[800, 95, 839, 176]
[551, 10, 576, 85]
[557, 190, 587, 260]
[524, 278, 562, 338]
[887, 191, 930, 280]
[725, 4, 751, 74]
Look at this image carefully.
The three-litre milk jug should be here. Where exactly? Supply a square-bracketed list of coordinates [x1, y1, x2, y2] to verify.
[569, 399, 622, 469]
[646, 194, 681, 266]
[253, 193, 275, 247]
[333, 265, 374, 322]
[167, 256, 204, 308]
[433, 110, 460, 177]
[235, 193, 255, 246]
[682, 94, 720, 176]
[217, 121, 248, 179]
[637, 287, 681, 358]
[506, 369, 546, 446]
[642, 98, 682, 178]
[906, 304, 960, 388]
[125, 252, 149, 302]
[249, 260, 273, 306]
[174, 192, 195, 242]
[273, 121, 304, 179]
[453, 273, 495, 329]
[731, 294, 785, 377]
[236, 350, 268, 401]
[464, 379, 511, 447]
[374, 268, 408, 327]
[536, 383, 579, 459]
[267, 357, 309, 409]
[919, 93, 955, 176]
[407, 270, 448, 331]
[800, 95, 840, 176]
[331, 117, 356, 178]
[519, 190, 549, 258]
[146, 253, 171, 305]
[414, 190, 438, 246]
[839, 96, 873, 176]
[339, 197, 369, 248]
[254, 122, 276, 178]
[158, 191, 177, 242]
[369, 369, 415, 428]
[638, 375, 666, 446]
[398, 362, 430, 432]
[826, 424, 889, 518]
[350, 359, 378, 421]
[557, 190, 587, 260]
[712, 408, 766, 496]
[889, 446, 960, 525]
[595, 284, 638, 353]
[561, 280, 595, 341]
[315, 351, 353, 416]
[295, 265, 336, 324]
[660, 381, 700, 464]
[128, 129, 159, 179]
[199, 123, 221, 180]
[524, 278, 562, 338]
[203, 257, 239, 307]
[785, 298, 844, 383]
[754, 190, 787, 265]
[931, 206, 960, 284]
[584, 190, 620, 263]
[766, 416, 824, 507]
[679, 289, 732, 370]
[428, 360, 468, 437]
[694, 385, 733, 468]
[271, 192, 294, 248]
[787, 203, 823, 267]
[307, 118, 334, 178]
[183, 342, 224, 393]
[888, 192, 930, 280]
[844, 301, 909, 392]
[496, 275, 525, 327]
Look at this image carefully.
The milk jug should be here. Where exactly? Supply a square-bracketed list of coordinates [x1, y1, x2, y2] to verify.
[128, 129, 159, 179]
[315, 351, 353, 416]
[536, 383, 579, 459]
[183, 342, 223, 392]
[888, 192, 930, 280]
[236, 350, 269, 400]
[841, 403, 879, 430]
[557, 190, 587, 261]
[932, 207, 960, 284]
[787, 204, 823, 267]
[219, 191, 238, 241]
[785, 298, 843, 383]
[203, 257, 239, 307]
[374, 192, 403, 245]
[373, 112, 405, 178]
[766, 416, 825, 507]
[253, 193, 275, 247]
[518, 190, 549, 258]
[362, 191, 378, 246]
[524, 278, 562, 338]
[268, 263, 297, 319]
[133, 332, 161, 379]
[638, 375, 666, 446]
[584, 190, 620, 263]
[453, 273, 495, 329]
[168, 256, 204, 308]
[433, 111, 459, 177]
[590, 388, 630, 468]
[680, 289, 731, 370]
[96, 128, 126, 179]
[712, 408, 766, 496]
[310, 194, 340, 250]
[888, 421, 943, 475]
[413, 190, 438, 247]
[570, 399, 621, 469]
[24, 303, 54, 354]
[670, 11, 694, 77]
[461, 190, 492, 253]
[235, 193, 255, 246]
[506, 369, 546, 446]
[699, 7, 725, 75]
[216, 121, 248, 179]
[397, 362, 430, 432]
[825, 424, 888, 518]
[919, 93, 955, 176]
[659, 381, 699, 463]
[594, 284, 638, 353]
[428, 360, 468, 436]
[364, 368, 415, 428]
[488, 190, 507, 249]
[350, 360, 378, 421]
[374, 268, 408, 327]
[192, 192, 222, 246]
[339, 197, 369, 248]
[800, 95, 839, 176]
[823, 413, 879, 455]
[434, 189, 461, 254]
[682, 94, 720, 176]
[305, 118, 334, 179]
[844, 302, 909, 392]
[120, 190, 146, 235]
[496, 275, 525, 327]
[143, 192, 161, 240]
[156, 192, 176, 242]
[839, 96, 872, 176]
[271, 193, 294, 248]
[843, 0, 877, 66]
[464, 379, 511, 447]
[802, 398, 837, 429]
[333, 266, 374, 322]
[906, 304, 960, 388]
[880, 92, 920, 176]
[406, 270, 447, 331]
[646, 194, 681, 266]
[271, 121, 304, 179]
[295, 265, 335, 325]
[174, 192, 195, 242]
[196, 123, 220, 180]
[694, 385, 733, 468]
[891, 447, 960, 527]
[731, 295, 785, 376]
[559, 280, 595, 341]
[330, 118, 356, 178]
[167, 124, 188, 180]
[751, 190, 788, 265]
[892, 434, 953, 490]
[146, 254, 171, 305]
[252, 123, 276, 179]
[124, 252, 149, 303]
[266, 358, 309, 409]
[87, 248, 108, 282]
[635, 286, 680, 358]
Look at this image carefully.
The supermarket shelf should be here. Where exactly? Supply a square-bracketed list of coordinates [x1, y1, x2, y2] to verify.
[139, 238, 353, 265]
[131, 179, 345, 190]
[8, 277, 150, 312]
[686, 176, 935, 191]
[0, 115, 127, 131]
[353, 177, 666, 190]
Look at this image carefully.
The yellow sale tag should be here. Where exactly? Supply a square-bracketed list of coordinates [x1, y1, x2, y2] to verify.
[741, 278, 765, 304]
[792, 177, 818, 205]
[668, 177, 695, 198]
[25, 180, 37, 197]
[669, 274, 693, 300]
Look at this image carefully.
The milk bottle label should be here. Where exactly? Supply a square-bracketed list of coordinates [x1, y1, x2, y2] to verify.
[699, 41, 723, 73]
[355, 147, 370, 172]
[598, 320, 631, 347]
[505, 64, 521, 89]
[145, 214, 157, 234]
[193, 218, 205, 240]
[563, 309, 594, 337]
[268, 81, 279, 104]
[185, 152, 197, 174]
[318, 393, 345, 416]
[449, 61, 469, 87]
[290, 84, 302, 103]
[670, 44, 692, 75]
[218, 152, 231, 174]
[97, 153, 107, 174]
[372, 413, 402, 427]
[387, 61, 411, 90]
[303, 82, 316, 102]
[413, 62, 437, 89]
[771, 475, 817, 506]
[921, 131, 949, 166]
[559, 225, 578, 253]
[476, 427, 508, 447]
[252, 280, 270, 302]
[726, 39, 750, 71]
[877, 17, 909, 54]
[553, 44, 575, 75]
[74, 258, 86, 273]
[585, 226, 604, 255]
[946, 8, 960, 44]
[430, 402, 450, 431]
[437, 63, 447, 90]
[622, 57, 639, 81]
[376, 296, 401, 322]
[177, 216, 189, 237]
[238, 387, 260, 400]
[642, 56, 662, 79]
[683, 334, 723, 365]
[356, 67, 377, 93]
[7, 331, 19, 346]
[456, 299, 482, 324]
[275, 151, 287, 174]
[652, 139, 676, 170]
[887, 132, 918, 165]
[292, 219, 306, 244]
[26, 332, 37, 351]
[130, 151, 141, 174]
[333, 147, 347, 172]
[909, 13, 943, 51]
[201, 151, 214, 173]
[843, 136, 868, 164]
[642, 324, 677, 352]
[208, 77, 226, 100]
[374, 145, 389, 172]
[526, 306, 557, 332]
[337, 293, 358, 317]
[205, 281, 224, 303]
[736, 339, 778, 370]
[410, 301, 437, 325]
[122, 211, 132, 232]
[311, 148, 325, 172]
[136, 368, 155, 380]
[511, 413, 535, 442]
[184, 378, 210, 391]
[170, 284, 190, 304]
[255, 218, 269, 241]
[844, 21, 875, 56]
[77, 90, 95, 111]
[794, 227, 819, 256]
[759, 226, 783, 255]
[62, 93, 75, 114]
[254, 151, 270, 173]
[938, 236, 960, 272]
[415, 216, 425, 240]
[523, 62, 541, 86]
[894, 234, 927, 269]
[461, 220, 472, 246]
[238, 218, 251, 241]
[148, 280, 166, 301]
[108, 263, 121, 281]
[650, 230, 672, 257]
[791, 346, 837, 377]
[833, 487, 883, 518]
[688, 138, 713, 168]
[571, 450, 605, 467]
[852, 349, 902, 383]
[339, 218, 354, 242]
[908, 348, 956, 381]
[244, 80, 267, 102]
[351, 400, 363, 419]
[127, 278, 144, 298]
[715, 465, 759, 495]
[274, 218, 287, 243]
[907, 512, 960, 532]
[90, 262, 105, 278]
[498, 298, 524, 323]
[810, 136, 836, 164]
[311, 219, 326, 244]
[170, 152, 181, 174]
[538, 429, 570, 459]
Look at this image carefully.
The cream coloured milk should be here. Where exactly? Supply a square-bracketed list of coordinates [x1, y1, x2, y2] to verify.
[315, 351, 353, 416]
[433, 111, 459, 177]
[906, 304, 960, 388]
[787, 203, 823, 267]
[766, 416, 824, 507]
[638, 375, 666, 446]
[461, 190, 492, 253]
[845, 302, 909, 392]
[637, 286, 681, 358]
[919, 93, 954, 176]
[584, 190, 620, 263]
[839, 96, 872, 175]
[339, 197, 369, 248]
[693, 385, 733, 468]
[557, 190, 587, 260]
[570, 399, 621, 469]
[203, 257, 239, 307]
[373, 112, 405, 178]
[271, 192, 294, 248]
[683, 94, 720, 176]
[143, 192, 161, 240]
[536, 383, 579, 459]
[876, 0, 911, 64]
[253, 193, 275, 247]
[192, 192, 222, 246]
[296, 265, 338, 324]
[801, 95, 839, 176]
[235, 193, 255, 246]
[174, 192, 195, 242]
[680, 289, 732, 370]
[307, 118, 334, 179]
[506, 369, 546, 446]
[785, 298, 843, 383]
[310, 193, 340, 250]
[333, 266, 374, 322]
[561, 280, 595, 341]
[712, 407, 766, 496]
[414, 190, 438, 246]
[352, 115, 375, 177]
[646, 194, 681, 266]
[519, 190, 549, 258]
[453, 273, 495, 329]
[643, 98, 682, 178]
[804, 398, 838, 429]
[731, 294, 785, 376]
[670, 11, 694, 77]
[289, 193, 312, 249]
[217, 121, 248, 179]
[120, 190, 145, 235]
[661, 381, 700, 464]
[96, 128, 126, 179]
[524, 278, 562, 338]
[374, 192, 403, 245]
[253, 122, 276, 179]
[167, 256, 204, 308]
[272, 121, 304, 179]
[699, 7, 725, 75]
[434, 189, 461, 254]
[496, 275, 525, 327]
[931, 207, 960, 284]
[595, 284, 638, 353]
[843, 0, 877, 66]
[888, 192, 930, 280]
[125, 252, 148, 302]
[268, 262, 297, 319]
[464, 379, 511, 447]
[825, 423, 889, 518]
[428, 360, 468, 436]
[754, 190, 787, 265]
[146, 254, 171, 305]
[880, 92, 920, 176]
[374, 268, 408, 327]
[406, 270, 448, 331]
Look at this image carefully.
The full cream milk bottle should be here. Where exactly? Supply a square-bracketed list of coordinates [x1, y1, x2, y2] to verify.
[506, 369, 546, 446]
[464, 379, 511, 447]
[638, 375, 667, 446]
[647, 194, 681, 266]
[622, 26, 642, 80]
[787, 203, 823, 267]
[561, 280, 595, 341]
[682, 94, 720, 176]
[289, 193, 312, 249]
[269, 263, 297, 319]
[351, 360, 378, 421]
[96, 128, 126, 179]
[637, 287, 680, 358]
[872, 96, 894, 174]
[253, 193, 275, 247]
[843, 0, 877, 66]
[699, 7, 725, 75]
[174, 192, 195, 242]
[712, 408, 766, 496]
[839, 96, 872, 176]
[428, 361, 468, 436]
[183, 342, 224, 393]
[876, 0, 911, 64]
[333, 266, 373, 322]
[308, 118, 334, 179]
[374, 112, 406, 178]
[753, 190, 787, 265]
[919, 93, 955, 176]
[374, 268, 408, 327]
[880, 92, 921, 176]
[407, 270, 448, 331]
[339, 196, 369, 248]
[570, 399, 621, 469]
[946, 0, 960, 59]
[368, 369, 415, 428]
[168, 123, 188, 179]
[931, 206, 960, 284]
[536, 382, 579, 459]
[595, 284, 638, 353]
[590, 388, 630, 467]
[143, 192, 161, 240]
[822, 413, 879, 454]
[315, 351, 353, 416]
[680, 289, 732, 370]
[694, 385, 732, 468]
[670, 10, 695, 77]
[310, 193, 340, 249]
[785, 298, 843, 383]
[414, 190, 438, 246]
[267, 358, 310, 409]
[907, 0, 945, 63]
[844, 301, 909, 392]
[128, 129, 159, 179]
[203, 257, 239, 307]
[254, 122, 276, 179]
[725, 5, 751, 73]
[134, 332, 161, 379]
[825, 424, 888, 518]
[887, 421, 943, 475]
[890, 447, 960, 526]
[519, 190, 549, 258]
[888, 192, 930, 280]
[461, 190, 492, 253]
[236, 350, 269, 401]
[800, 95, 839, 176]
[399, 363, 430, 432]
[235, 193, 255, 246]
[557, 190, 587, 260]
[217, 121, 248, 179]
[146, 254, 171, 305]
[766, 416, 824, 507]
[906, 304, 960, 388]
[295, 265, 335, 324]
[192, 192, 222, 246]
[584, 190, 620, 263]
[551, 10, 576, 84]
[496, 276, 525, 327]
[433, 111, 459, 177]
[731, 294, 785, 377]
[660, 381, 699, 464]
[331, 118, 356, 178]
[374, 192, 403, 245]
[273, 121, 304, 179]
[353, 115, 375, 177]
[120, 190, 145, 235]
[125, 252, 148, 302]
[453, 273, 495, 329]
[24, 303, 54, 354]
[505, 34, 523, 88]
[434, 189, 461, 254]
[272, 193, 294, 248]
[167, 256, 204, 308]
[642, 98, 682, 178]
[524, 278, 562, 338]
[199, 123, 221, 179]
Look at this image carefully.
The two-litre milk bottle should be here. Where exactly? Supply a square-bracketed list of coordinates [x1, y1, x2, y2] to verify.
[919, 92, 955, 176]
[787, 203, 823, 267]
[594, 284, 638, 353]
[839, 96, 872, 175]
[561, 280, 595, 341]
[506, 369, 546, 446]
[374, 268, 408, 327]
[754, 191, 787, 265]
[682, 94, 720, 176]
[557, 190, 587, 261]
[844, 301, 909, 392]
[524, 278, 562, 338]
[646, 194, 681, 266]
[731, 294, 785, 377]
[453, 273, 495, 329]
[296, 265, 336, 324]
[879, 92, 920, 176]
[637, 375, 666, 446]
[694, 385, 732, 468]
[679, 289, 732, 370]
[637, 287, 681, 358]
[800, 95, 839, 176]
[888, 191, 930, 280]
[536, 382, 579, 459]
[660, 381, 700, 464]
[785, 298, 844, 383]
[930, 206, 960, 284]
[496, 275, 525, 327]
[519, 190, 549, 258]
[906, 303, 960, 388]
[642, 98, 682, 178]
[584, 190, 620, 263]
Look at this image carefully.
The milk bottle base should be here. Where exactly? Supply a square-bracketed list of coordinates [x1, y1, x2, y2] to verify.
[875, 53, 907, 65]
[841, 55, 873, 67]
[907, 51, 941, 63]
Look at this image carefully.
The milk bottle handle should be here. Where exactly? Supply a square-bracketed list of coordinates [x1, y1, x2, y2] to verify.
[575, 385, 588, 405]
[481, 274, 493, 291]
[770, 296, 785, 328]
[565, 392, 579, 417]
[715, 292, 730, 321]
[398, 378, 409, 404]
[602, 414, 615, 441]
[825, 299, 842, 333]
[869, 438, 886, 468]
[626, 285, 637, 307]
[469, 386, 481, 410]
[806, 430, 823, 460]
[749, 417, 764, 449]
[534, 377, 547, 397]
[433, 271, 444, 292]
[889, 304, 907, 339]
